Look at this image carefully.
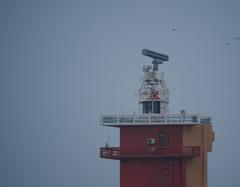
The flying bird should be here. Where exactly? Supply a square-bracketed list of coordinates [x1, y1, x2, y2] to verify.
[225, 42, 231, 45]
[172, 28, 176, 31]
[235, 37, 240, 40]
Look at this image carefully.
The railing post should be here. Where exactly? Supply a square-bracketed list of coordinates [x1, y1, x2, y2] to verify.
[181, 115, 184, 123]
[117, 115, 120, 124]
[197, 114, 200, 124]
[100, 115, 103, 125]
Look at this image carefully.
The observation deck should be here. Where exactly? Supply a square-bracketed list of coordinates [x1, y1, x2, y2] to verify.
[100, 114, 211, 126]
[100, 146, 200, 160]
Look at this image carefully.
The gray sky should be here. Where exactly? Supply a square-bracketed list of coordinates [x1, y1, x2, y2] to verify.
[1, 0, 240, 186]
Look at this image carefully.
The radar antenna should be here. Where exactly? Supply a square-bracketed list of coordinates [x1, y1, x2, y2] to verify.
[142, 49, 169, 71]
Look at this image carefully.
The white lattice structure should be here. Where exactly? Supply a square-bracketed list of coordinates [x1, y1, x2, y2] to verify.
[136, 49, 170, 114]
[138, 64, 169, 114]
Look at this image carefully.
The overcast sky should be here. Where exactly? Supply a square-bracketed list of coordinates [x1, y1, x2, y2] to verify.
[1, 0, 240, 187]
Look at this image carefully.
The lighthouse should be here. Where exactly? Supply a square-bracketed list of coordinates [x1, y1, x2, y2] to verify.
[100, 49, 215, 187]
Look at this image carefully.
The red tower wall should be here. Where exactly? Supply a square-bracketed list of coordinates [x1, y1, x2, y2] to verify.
[121, 158, 185, 187]
[120, 126, 183, 148]
[120, 126, 185, 187]
[121, 159, 154, 187]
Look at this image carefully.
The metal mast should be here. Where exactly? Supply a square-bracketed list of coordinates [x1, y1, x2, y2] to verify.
[139, 49, 169, 114]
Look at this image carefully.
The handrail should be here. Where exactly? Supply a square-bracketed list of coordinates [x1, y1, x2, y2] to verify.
[100, 146, 200, 159]
[100, 114, 211, 126]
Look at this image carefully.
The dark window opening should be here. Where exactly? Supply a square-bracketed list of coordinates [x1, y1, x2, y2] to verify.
[142, 101, 161, 114]
[142, 101, 152, 114]
[153, 101, 160, 113]
[159, 133, 168, 146]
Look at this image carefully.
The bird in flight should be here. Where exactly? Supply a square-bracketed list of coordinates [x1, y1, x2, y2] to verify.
[225, 42, 231, 45]
[235, 37, 240, 40]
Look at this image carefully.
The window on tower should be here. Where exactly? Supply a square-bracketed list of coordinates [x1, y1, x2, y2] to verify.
[142, 101, 152, 114]
[153, 101, 160, 113]
[158, 133, 168, 146]
[142, 101, 161, 114]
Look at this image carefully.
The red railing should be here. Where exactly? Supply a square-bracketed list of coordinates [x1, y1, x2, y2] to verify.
[100, 146, 200, 159]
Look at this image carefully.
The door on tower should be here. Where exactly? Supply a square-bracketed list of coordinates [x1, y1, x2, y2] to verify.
[155, 159, 184, 187]
[155, 159, 171, 187]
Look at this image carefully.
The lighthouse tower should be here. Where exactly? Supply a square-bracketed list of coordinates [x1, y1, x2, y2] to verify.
[100, 49, 215, 187]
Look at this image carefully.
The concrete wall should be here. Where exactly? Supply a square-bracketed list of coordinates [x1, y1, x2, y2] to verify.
[183, 125, 214, 187]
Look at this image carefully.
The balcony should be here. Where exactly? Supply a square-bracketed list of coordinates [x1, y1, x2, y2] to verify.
[100, 146, 200, 160]
[100, 114, 211, 126]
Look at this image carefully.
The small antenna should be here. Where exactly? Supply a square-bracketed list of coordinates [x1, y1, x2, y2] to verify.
[105, 132, 110, 148]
